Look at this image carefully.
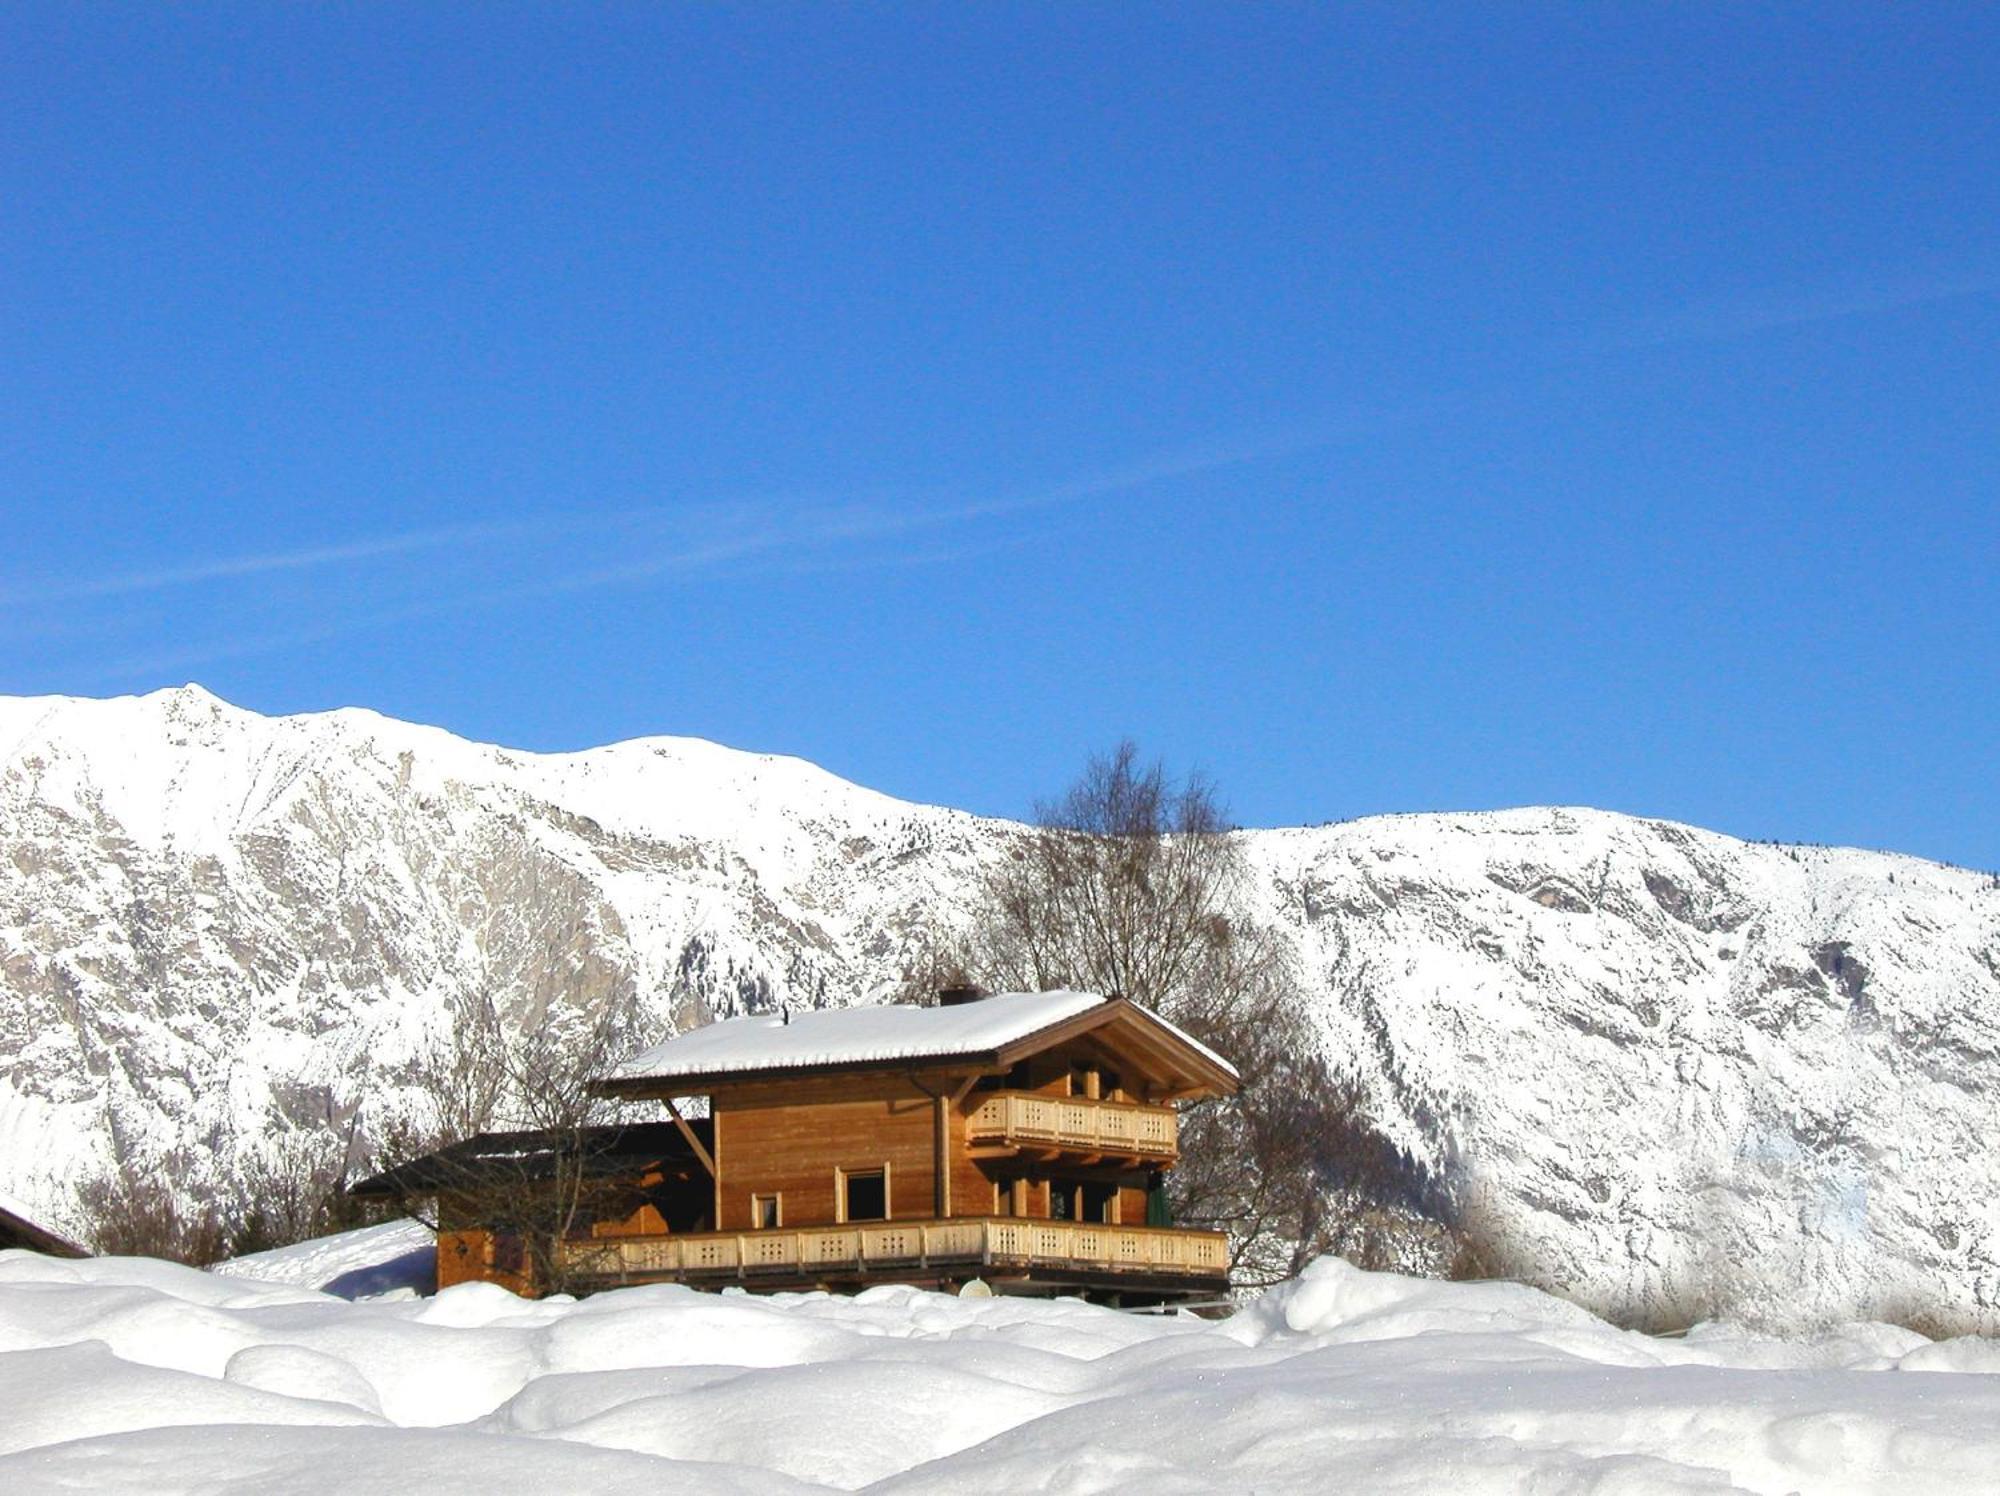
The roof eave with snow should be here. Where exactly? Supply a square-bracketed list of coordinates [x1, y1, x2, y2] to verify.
[594, 990, 1239, 1100]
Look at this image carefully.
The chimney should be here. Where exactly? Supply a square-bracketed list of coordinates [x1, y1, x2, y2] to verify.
[936, 984, 989, 1007]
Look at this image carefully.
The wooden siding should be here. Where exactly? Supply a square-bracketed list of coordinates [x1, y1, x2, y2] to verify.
[436, 1227, 535, 1296]
[715, 1078, 946, 1230]
[708, 1065, 1178, 1234]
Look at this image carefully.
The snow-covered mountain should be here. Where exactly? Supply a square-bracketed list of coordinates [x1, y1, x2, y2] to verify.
[3, 685, 1996, 1329]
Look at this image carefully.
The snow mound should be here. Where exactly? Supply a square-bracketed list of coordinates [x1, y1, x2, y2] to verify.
[211, 1219, 434, 1299]
[0, 1249, 1996, 1493]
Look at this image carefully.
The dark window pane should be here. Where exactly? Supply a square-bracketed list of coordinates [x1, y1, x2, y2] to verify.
[845, 1171, 886, 1221]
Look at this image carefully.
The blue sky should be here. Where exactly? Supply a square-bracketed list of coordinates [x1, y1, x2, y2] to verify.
[3, 5, 1996, 866]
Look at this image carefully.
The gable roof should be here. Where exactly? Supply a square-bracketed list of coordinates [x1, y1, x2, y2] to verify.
[595, 990, 1239, 1098]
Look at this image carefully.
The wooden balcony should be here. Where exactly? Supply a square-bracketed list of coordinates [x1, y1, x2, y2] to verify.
[555, 1216, 1228, 1292]
[965, 1091, 1178, 1160]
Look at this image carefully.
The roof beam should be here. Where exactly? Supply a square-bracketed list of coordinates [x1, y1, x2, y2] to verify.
[663, 1098, 718, 1178]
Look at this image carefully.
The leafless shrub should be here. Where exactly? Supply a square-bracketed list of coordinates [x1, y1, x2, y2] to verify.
[76, 1169, 228, 1265]
[228, 1108, 387, 1257]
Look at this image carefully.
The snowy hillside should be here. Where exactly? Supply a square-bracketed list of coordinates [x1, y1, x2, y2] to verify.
[2, 686, 1997, 1328]
[4, 1247, 2000, 1492]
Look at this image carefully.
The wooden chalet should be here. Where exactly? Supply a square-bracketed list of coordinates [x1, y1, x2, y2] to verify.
[360, 988, 1238, 1303]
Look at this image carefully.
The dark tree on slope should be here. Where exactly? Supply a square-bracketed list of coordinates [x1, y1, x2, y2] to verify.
[955, 742, 1443, 1285]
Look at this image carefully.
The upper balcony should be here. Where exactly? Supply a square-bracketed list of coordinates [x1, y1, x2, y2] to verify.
[966, 1090, 1178, 1161]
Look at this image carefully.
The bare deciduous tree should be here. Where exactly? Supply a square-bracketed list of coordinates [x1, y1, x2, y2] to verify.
[380, 983, 656, 1293]
[957, 741, 1444, 1285]
[229, 1096, 383, 1255]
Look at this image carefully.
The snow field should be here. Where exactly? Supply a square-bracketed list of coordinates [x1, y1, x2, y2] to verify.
[1, 1247, 1997, 1492]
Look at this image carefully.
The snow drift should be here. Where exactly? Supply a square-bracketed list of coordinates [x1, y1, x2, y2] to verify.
[3, 1246, 1999, 1493]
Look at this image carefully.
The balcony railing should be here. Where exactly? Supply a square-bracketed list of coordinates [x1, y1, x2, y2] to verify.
[556, 1216, 1228, 1285]
[965, 1091, 1178, 1157]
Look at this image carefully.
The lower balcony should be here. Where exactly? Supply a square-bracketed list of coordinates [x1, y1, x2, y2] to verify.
[555, 1216, 1229, 1298]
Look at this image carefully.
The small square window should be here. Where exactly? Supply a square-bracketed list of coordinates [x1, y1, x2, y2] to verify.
[751, 1194, 781, 1229]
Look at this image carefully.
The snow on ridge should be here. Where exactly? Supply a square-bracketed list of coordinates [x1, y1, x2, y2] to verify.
[0, 683, 935, 855]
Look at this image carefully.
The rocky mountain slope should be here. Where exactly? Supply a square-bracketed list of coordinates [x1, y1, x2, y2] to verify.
[2, 686, 1996, 1328]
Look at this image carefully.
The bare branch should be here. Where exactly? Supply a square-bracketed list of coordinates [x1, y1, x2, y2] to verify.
[960, 741, 1450, 1284]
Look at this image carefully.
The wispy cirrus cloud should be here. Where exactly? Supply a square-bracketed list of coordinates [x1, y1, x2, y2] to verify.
[13, 428, 1319, 683]
[1620, 261, 2000, 348]
[0, 515, 574, 608]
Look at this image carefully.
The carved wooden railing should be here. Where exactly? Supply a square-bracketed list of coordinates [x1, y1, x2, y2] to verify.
[965, 1092, 1178, 1157]
[556, 1217, 1228, 1283]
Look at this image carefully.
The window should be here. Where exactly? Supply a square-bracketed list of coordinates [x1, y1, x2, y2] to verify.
[841, 1168, 887, 1222]
[1044, 1181, 1116, 1223]
[491, 1232, 525, 1275]
[750, 1194, 781, 1229]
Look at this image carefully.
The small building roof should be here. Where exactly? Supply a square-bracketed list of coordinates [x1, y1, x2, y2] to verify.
[0, 1188, 87, 1258]
[596, 990, 1239, 1098]
[347, 1120, 711, 1199]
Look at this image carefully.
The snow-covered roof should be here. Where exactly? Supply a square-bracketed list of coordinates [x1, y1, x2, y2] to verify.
[602, 990, 1238, 1089]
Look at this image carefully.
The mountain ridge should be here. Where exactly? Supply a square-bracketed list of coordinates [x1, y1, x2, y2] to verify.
[2, 685, 1995, 1329]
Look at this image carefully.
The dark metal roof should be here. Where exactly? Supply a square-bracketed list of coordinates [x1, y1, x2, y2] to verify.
[348, 1119, 711, 1199]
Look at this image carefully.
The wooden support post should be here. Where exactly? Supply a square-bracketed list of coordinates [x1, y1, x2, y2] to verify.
[935, 1074, 979, 1219]
[934, 1094, 949, 1218]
